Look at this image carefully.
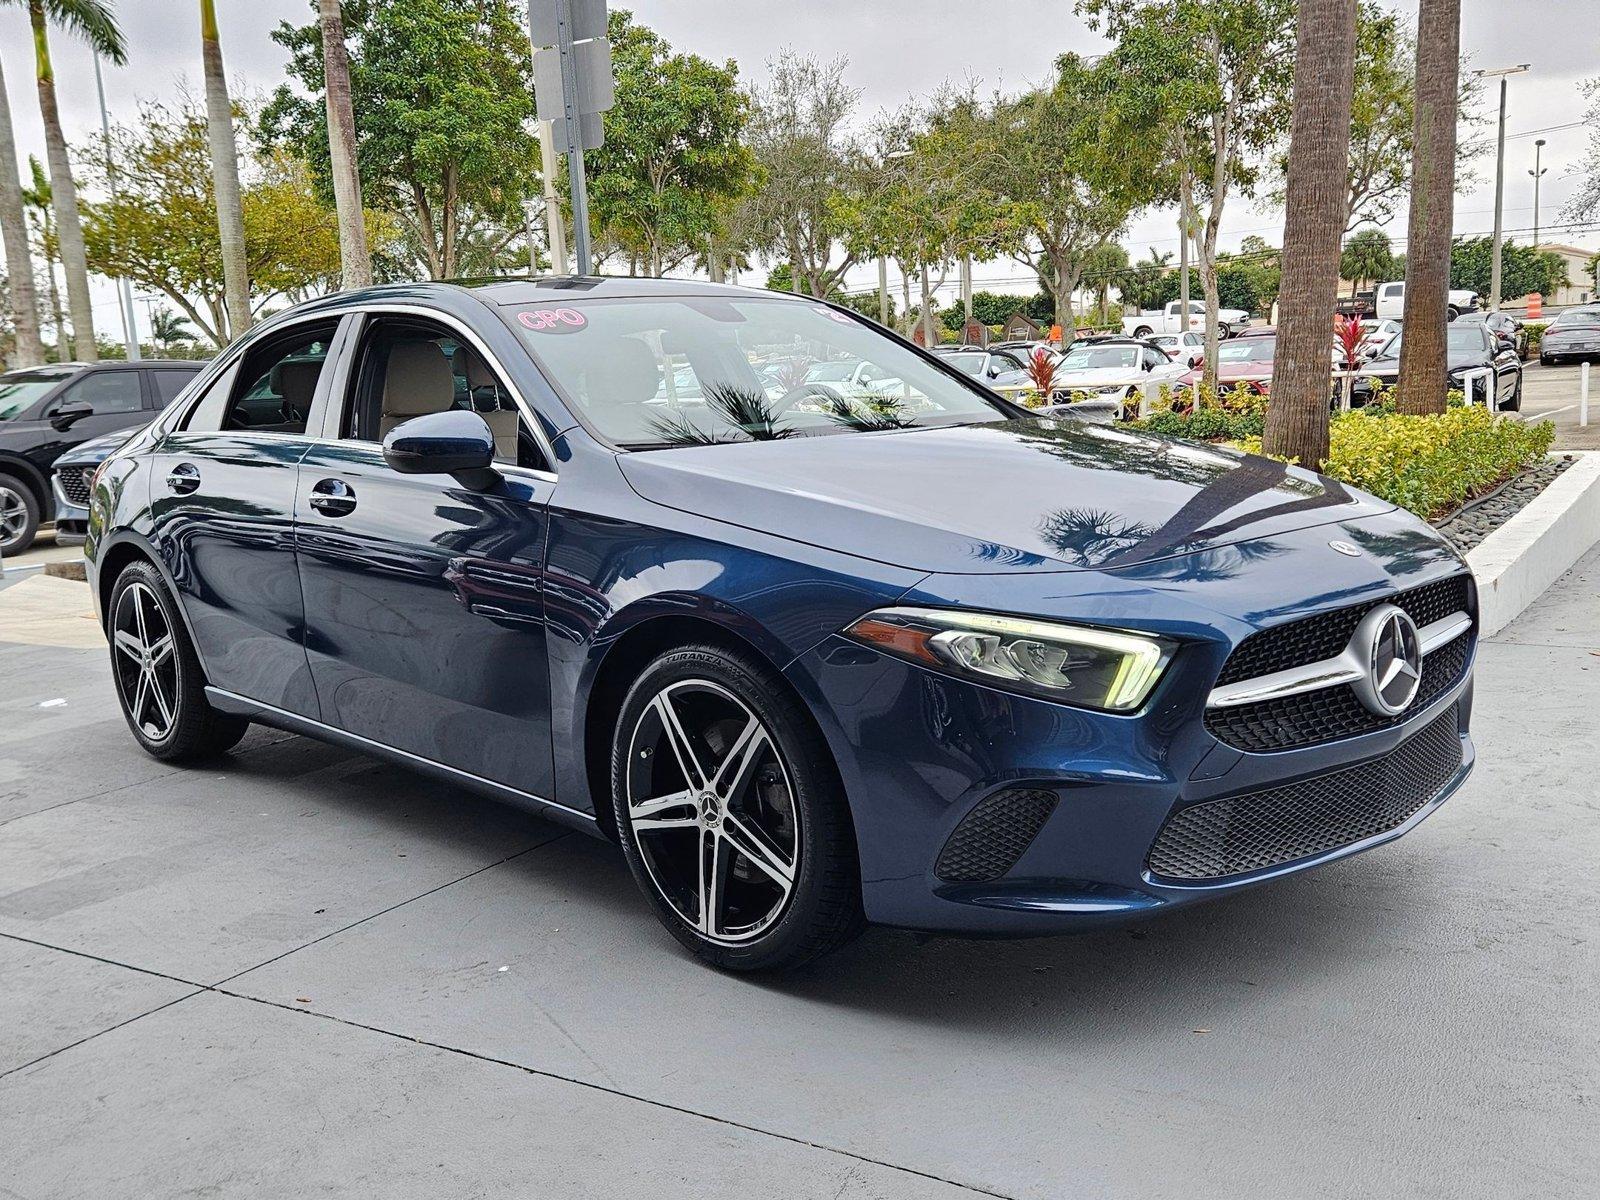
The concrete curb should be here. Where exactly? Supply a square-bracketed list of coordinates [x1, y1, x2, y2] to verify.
[1467, 450, 1600, 637]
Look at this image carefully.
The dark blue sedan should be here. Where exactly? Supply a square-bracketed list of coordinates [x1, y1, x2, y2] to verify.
[84, 279, 1477, 971]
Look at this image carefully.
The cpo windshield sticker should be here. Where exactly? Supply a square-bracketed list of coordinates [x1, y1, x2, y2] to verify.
[517, 307, 588, 334]
[812, 304, 855, 326]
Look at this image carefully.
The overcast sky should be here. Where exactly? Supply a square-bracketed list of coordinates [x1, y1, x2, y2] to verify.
[2, 0, 1596, 339]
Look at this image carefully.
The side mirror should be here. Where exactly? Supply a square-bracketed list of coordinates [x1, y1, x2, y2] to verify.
[382, 409, 500, 490]
[49, 400, 94, 431]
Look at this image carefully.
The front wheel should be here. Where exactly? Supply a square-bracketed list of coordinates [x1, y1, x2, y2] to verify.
[0, 473, 39, 556]
[1502, 374, 1523, 412]
[108, 561, 250, 761]
[612, 644, 863, 972]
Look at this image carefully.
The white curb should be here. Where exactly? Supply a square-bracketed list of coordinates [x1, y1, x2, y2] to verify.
[1467, 450, 1600, 637]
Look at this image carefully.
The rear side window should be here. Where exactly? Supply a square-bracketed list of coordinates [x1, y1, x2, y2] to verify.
[150, 369, 200, 406]
[57, 370, 144, 414]
[221, 324, 339, 435]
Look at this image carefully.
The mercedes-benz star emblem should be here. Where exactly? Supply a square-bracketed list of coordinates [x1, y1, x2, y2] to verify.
[1350, 603, 1422, 716]
[1328, 539, 1362, 557]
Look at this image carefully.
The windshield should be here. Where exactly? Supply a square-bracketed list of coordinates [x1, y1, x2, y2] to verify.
[1059, 346, 1138, 370]
[1218, 339, 1277, 363]
[940, 352, 987, 376]
[1552, 308, 1600, 328]
[1378, 327, 1486, 356]
[507, 296, 1006, 449]
[0, 373, 68, 421]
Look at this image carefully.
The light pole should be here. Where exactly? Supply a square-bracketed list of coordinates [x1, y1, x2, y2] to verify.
[1477, 64, 1530, 312]
[1529, 137, 1548, 249]
[92, 51, 140, 360]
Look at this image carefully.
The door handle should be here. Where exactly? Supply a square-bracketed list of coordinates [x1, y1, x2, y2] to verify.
[165, 463, 201, 494]
[308, 478, 357, 517]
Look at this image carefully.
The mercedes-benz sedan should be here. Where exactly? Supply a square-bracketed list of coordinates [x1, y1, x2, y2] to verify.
[85, 279, 1477, 971]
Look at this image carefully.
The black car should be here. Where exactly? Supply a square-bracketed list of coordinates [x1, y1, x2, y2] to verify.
[1354, 324, 1522, 410]
[0, 360, 205, 554]
[1459, 310, 1530, 361]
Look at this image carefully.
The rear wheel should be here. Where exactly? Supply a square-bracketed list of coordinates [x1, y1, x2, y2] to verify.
[1131, 325, 1152, 338]
[108, 561, 250, 761]
[0, 473, 39, 556]
[611, 645, 863, 972]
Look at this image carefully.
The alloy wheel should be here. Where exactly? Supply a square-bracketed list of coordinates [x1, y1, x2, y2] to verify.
[112, 581, 179, 742]
[0, 485, 28, 551]
[624, 679, 800, 944]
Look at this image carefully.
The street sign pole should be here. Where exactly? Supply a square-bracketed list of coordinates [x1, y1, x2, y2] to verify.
[554, 0, 591, 275]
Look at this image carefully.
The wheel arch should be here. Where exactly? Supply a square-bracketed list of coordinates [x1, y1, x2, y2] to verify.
[93, 532, 210, 679]
[0, 452, 50, 511]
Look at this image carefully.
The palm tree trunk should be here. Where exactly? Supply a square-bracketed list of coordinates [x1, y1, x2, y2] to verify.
[1397, 0, 1461, 415]
[44, 224, 67, 360]
[0, 56, 44, 367]
[200, 0, 250, 341]
[30, 4, 96, 361]
[1262, 0, 1358, 467]
[318, 0, 371, 289]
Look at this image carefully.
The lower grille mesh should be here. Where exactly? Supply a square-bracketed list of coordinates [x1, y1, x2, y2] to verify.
[1148, 704, 1462, 882]
[58, 466, 94, 506]
[935, 788, 1058, 883]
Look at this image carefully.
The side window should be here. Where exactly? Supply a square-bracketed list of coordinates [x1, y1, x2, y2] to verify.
[57, 370, 143, 415]
[222, 325, 338, 435]
[180, 361, 242, 432]
[344, 317, 545, 471]
[150, 369, 199, 407]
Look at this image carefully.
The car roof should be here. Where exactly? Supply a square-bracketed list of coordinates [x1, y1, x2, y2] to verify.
[465, 275, 795, 306]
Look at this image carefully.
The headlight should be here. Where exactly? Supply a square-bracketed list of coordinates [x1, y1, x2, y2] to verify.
[843, 607, 1174, 712]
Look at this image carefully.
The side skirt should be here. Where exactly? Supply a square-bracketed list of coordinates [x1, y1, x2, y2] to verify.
[205, 687, 606, 840]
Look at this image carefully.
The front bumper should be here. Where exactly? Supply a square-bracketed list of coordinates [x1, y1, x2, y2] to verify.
[785, 530, 1476, 935]
[50, 473, 90, 544]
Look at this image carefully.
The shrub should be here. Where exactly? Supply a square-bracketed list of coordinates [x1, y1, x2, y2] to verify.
[1524, 321, 1548, 354]
[1240, 406, 1553, 518]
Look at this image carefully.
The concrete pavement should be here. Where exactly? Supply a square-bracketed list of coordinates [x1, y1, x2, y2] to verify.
[1517, 358, 1600, 448]
[1, 556, 1597, 1198]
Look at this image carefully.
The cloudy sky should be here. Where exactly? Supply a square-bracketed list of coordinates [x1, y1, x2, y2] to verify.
[2, 0, 1596, 341]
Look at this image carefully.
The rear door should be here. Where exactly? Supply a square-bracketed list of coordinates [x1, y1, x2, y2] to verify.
[293, 308, 558, 798]
[146, 316, 350, 715]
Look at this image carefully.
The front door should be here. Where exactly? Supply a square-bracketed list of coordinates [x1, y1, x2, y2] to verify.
[145, 317, 347, 715]
[294, 313, 557, 799]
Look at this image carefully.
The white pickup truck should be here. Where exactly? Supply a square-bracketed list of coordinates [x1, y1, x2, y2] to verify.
[1373, 280, 1480, 321]
[1122, 300, 1253, 339]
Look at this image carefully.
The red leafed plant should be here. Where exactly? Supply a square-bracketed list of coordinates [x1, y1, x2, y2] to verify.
[1334, 314, 1364, 372]
[1026, 347, 1058, 403]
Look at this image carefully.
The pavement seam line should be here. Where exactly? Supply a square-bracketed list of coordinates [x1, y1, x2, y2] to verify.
[208, 831, 571, 989]
[0, 932, 1013, 1197]
[205, 984, 1020, 1200]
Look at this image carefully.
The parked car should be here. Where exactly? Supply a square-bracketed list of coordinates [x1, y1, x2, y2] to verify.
[1373, 280, 1480, 321]
[1356, 318, 1402, 357]
[87, 279, 1478, 972]
[51, 426, 149, 546]
[1122, 299, 1252, 339]
[1537, 306, 1600, 366]
[1146, 330, 1205, 367]
[1049, 337, 1190, 416]
[933, 346, 1037, 403]
[1176, 332, 1281, 393]
[0, 359, 205, 555]
[1354, 323, 1522, 410]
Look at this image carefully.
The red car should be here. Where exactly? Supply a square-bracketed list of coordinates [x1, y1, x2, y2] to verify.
[1177, 332, 1277, 394]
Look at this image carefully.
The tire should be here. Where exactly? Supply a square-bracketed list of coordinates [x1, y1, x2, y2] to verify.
[1502, 374, 1523, 413]
[108, 560, 250, 762]
[1540, 354, 1557, 367]
[1218, 322, 1232, 339]
[611, 643, 864, 972]
[1131, 325, 1152, 338]
[1447, 307, 1460, 322]
[0, 472, 40, 556]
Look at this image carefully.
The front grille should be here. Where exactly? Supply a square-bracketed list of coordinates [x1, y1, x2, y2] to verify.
[1216, 575, 1472, 685]
[1206, 574, 1473, 752]
[935, 788, 1058, 883]
[1206, 635, 1470, 752]
[1148, 704, 1462, 881]
[57, 466, 94, 506]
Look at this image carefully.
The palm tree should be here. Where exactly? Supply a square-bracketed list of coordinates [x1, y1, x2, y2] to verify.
[199, 0, 249, 339]
[1396, 0, 1461, 415]
[149, 306, 190, 358]
[1340, 227, 1393, 296]
[21, 156, 67, 359]
[318, 0, 371, 288]
[14, 0, 128, 364]
[1262, 0, 1358, 467]
[0, 49, 45, 366]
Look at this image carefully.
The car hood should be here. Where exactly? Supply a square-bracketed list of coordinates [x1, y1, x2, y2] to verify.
[53, 426, 144, 467]
[618, 417, 1395, 575]
[1361, 347, 1484, 376]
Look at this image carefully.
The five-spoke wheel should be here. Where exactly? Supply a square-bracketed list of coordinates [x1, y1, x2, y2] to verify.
[612, 645, 862, 971]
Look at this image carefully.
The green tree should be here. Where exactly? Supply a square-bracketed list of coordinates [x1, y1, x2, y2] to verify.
[148, 306, 191, 357]
[586, 11, 754, 277]
[1086, 0, 1296, 389]
[265, 0, 538, 279]
[1450, 237, 1567, 301]
[1340, 227, 1393, 294]
[82, 101, 382, 347]
[1121, 246, 1174, 311]
[21, 155, 67, 358]
[1082, 242, 1130, 324]
[10, 0, 129, 363]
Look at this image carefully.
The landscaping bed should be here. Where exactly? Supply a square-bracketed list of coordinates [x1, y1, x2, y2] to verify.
[1435, 455, 1576, 552]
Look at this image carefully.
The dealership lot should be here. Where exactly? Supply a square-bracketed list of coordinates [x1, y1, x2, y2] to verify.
[1, 556, 1596, 1199]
